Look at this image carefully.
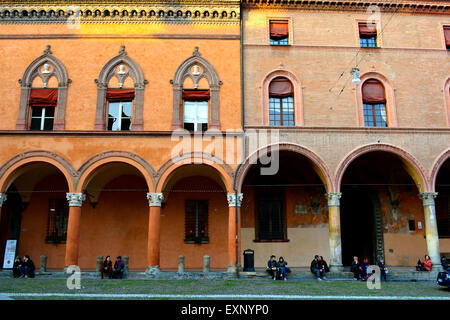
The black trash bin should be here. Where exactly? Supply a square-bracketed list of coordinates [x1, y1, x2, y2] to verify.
[243, 249, 255, 272]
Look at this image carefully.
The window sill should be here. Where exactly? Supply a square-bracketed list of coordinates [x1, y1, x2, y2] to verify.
[184, 240, 210, 244]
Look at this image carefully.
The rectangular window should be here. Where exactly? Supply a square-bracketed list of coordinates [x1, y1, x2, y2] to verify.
[359, 22, 378, 48]
[29, 106, 55, 131]
[363, 103, 387, 127]
[184, 101, 208, 132]
[46, 199, 69, 243]
[257, 193, 285, 241]
[444, 26, 450, 50]
[408, 220, 416, 232]
[107, 101, 132, 131]
[269, 97, 294, 126]
[270, 20, 289, 46]
[185, 200, 209, 243]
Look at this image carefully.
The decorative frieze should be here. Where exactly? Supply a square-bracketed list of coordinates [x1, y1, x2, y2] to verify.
[0, 1, 240, 25]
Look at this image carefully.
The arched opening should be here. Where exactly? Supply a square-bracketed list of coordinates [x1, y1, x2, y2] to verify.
[0, 162, 70, 269]
[239, 147, 331, 268]
[268, 77, 294, 126]
[435, 158, 450, 239]
[77, 162, 150, 270]
[157, 163, 230, 269]
[339, 151, 425, 267]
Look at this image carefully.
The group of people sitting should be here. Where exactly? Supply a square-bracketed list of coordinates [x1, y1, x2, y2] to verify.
[266, 255, 291, 280]
[100, 255, 125, 279]
[310, 255, 329, 280]
[351, 256, 388, 281]
[416, 255, 449, 271]
[12, 255, 36, 278]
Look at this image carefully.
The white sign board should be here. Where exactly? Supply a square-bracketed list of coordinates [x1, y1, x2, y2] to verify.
[2, 240, 17, 269]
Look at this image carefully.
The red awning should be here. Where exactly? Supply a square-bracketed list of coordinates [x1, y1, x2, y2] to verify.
[269, 77, 293, 98]
[359, 22, 377, 36]
[29, 88, 58, 107]
[182, 90, 210, 101]
[106, 89, 135, 102]
[362, 79, 386, 104]
[270, 21, 289, 40]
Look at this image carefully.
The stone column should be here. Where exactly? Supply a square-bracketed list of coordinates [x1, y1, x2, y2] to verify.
[419, 192, 442, 271]
[326, 192, 343, 272]
[0, 193, 7, 225]
[64, 193, 86, 268]
[146, 193, 164, 274]
[227, 193, 243, 273]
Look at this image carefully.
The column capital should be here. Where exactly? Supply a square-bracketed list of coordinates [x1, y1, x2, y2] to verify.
[326, 192, 342, 207]
[0, 193, 7, 207]
[227, 193, 243, 207]
[419, 192, 438, 206]
[147, 193, 164, 207]
[66, 193, 86, 207]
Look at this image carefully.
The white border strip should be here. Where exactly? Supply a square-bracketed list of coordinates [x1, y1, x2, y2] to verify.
[1, 293, 450, 300]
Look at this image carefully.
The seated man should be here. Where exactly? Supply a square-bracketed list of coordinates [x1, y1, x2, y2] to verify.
[113, 256, 125, 279]
[310, 255, 326, 280]
[266, 255, 278, 280]
[19, 255, 35, 278]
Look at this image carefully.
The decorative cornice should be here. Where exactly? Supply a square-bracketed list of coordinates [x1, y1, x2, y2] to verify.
[0, 1, 240, 25]
[242, 0, 450, 15]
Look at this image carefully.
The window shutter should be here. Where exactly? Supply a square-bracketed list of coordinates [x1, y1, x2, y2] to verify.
[359, 22, 377, 36]
[182, 90, 210, 101]
[29, 89, 58, 107]
[269, 77, 293, 98]
[106, 89, 135, 102]
[362, 79, 386, 104]
[270, 21, 289, 40]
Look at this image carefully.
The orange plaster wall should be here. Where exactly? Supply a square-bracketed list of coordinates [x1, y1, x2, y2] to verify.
[160, 176, 229, 269]
[0, 23, 241, 132]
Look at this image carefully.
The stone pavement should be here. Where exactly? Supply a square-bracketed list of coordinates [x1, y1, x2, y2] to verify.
[0, 266, 443, 281]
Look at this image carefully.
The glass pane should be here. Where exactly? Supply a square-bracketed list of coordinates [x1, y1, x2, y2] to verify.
[108, 102, 120, 119]
[44, 107, 55, 118]
[184, 101, 196, 123]
[108, 116, 119, 131]
[31, 107, 43, 117]
[43, 118, 54, 131]
[184, 122, 194, 131]
[197, 101, 209, 123]
[121, 117, 131, 131]
[29, 118, 42, 130]
[121, 102, 132, 118]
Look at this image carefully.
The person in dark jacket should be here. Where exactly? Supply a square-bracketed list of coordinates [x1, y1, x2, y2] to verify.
[113, 256, 125, 279]
[441, 256, 449, 271]
[19, 255, 35, 278]
[12, 256, 22, 278]
[277, 257, 290, 281]
[310, 255, 326, 280]
[351, 256, 364, 280]
[101, 256, 113, 279]
[361, 257, 370, 279]
[319, 256, 330, 273]
[267, 255, 278, 280]
[377, 258, 388, 281]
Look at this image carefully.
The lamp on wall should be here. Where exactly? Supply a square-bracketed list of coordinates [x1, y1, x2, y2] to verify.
[351, 67, 361, 85]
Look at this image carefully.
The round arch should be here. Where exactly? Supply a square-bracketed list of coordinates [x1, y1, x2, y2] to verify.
[76, 151, 156, 193]
[235, 142, 335, 193]
[0, 151, 76, 193]
[261, 67, 304, 126]
[335, 143, 429, 193]
[429, 147, 450, 192]
[155, 153, 234, 195]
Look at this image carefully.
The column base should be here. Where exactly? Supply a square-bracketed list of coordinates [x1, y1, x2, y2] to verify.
[431, 264, 442, 272]
[145, 265, 161, 275]
[329, 264, 344, 273]
[227, 264, 241, 274]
